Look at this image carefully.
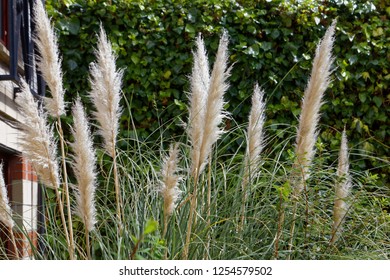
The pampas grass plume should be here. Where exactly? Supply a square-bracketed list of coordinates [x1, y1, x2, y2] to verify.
[240, 83, 266, 230]
[197, 30, 231, 176]
[70, 98, 97, 232]
[16, 80, 60, 189]
[331, 128, 352, 245]
[293, 20, 336, 194]
[160, 143, 182, 218]
[88, 25, 124, 229]
[16, 80, 74, 258]
[183, 31, 231, 259]
[33, 0, 65, 117]
[245, 83, 266, 175]
[88, 25, 123, 156]
[188, 34, 210, 177]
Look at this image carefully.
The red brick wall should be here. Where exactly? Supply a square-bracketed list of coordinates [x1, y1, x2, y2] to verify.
[1, 154, 38, 259]
[8, 157, 38, 182]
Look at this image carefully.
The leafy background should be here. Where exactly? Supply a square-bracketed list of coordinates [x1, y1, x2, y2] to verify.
[45, 0, 389, 185]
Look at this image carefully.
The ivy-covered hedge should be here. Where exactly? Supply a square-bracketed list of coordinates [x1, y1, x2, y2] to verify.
[45, 0, 389, 182]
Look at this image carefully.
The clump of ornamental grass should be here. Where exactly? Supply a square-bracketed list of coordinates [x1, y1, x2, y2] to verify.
[8, 13, 389, 261]
[19, 9, 124, 258]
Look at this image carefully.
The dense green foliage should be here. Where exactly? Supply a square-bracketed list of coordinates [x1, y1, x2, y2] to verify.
[45, 0, 389, 183]
[2, 0, 389, 260]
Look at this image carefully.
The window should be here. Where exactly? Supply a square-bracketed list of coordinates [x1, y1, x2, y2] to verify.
[0, 0, 8, 47]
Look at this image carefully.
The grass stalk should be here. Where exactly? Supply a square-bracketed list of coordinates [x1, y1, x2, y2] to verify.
[274, 188, 285, 259]
[85, 227, 91, 260]
[287, 203, 299, 260]
[206, 157, 212, 259]
[288, 21, 336, 259]
[288, 164, 306, 259]
[56, 121, 75, 259]
[54, 187, 71, 250]
[9, 227, 19, 260]
[113, 153, 123, 232]
[183, 172, 199, 259]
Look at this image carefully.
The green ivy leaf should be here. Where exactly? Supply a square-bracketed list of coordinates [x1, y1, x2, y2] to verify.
[185, 24, 195, 34]
[131, 53, 140, 65]
[358, 93, 367, 103]
[373, 96, 382, 107]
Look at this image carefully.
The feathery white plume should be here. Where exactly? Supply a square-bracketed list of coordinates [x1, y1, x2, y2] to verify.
[160, 143, 182, 217]
[188, 34, 210, 177]
[197, 30, 231, 176]
[88, 25, 123, 156]
[184, 32, 231, 259]
[33, 0, 66, 117]
[293, 20, 336, 194]
[245, 83, 266, 175]
[239, 84, 266, 230]
[16, 80, 60, 189]
[331, 128, 352, 244]
[70, 98, 97, 232]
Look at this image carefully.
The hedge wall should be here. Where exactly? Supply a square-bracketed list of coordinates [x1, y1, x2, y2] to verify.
[45, 0, 389, 183]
